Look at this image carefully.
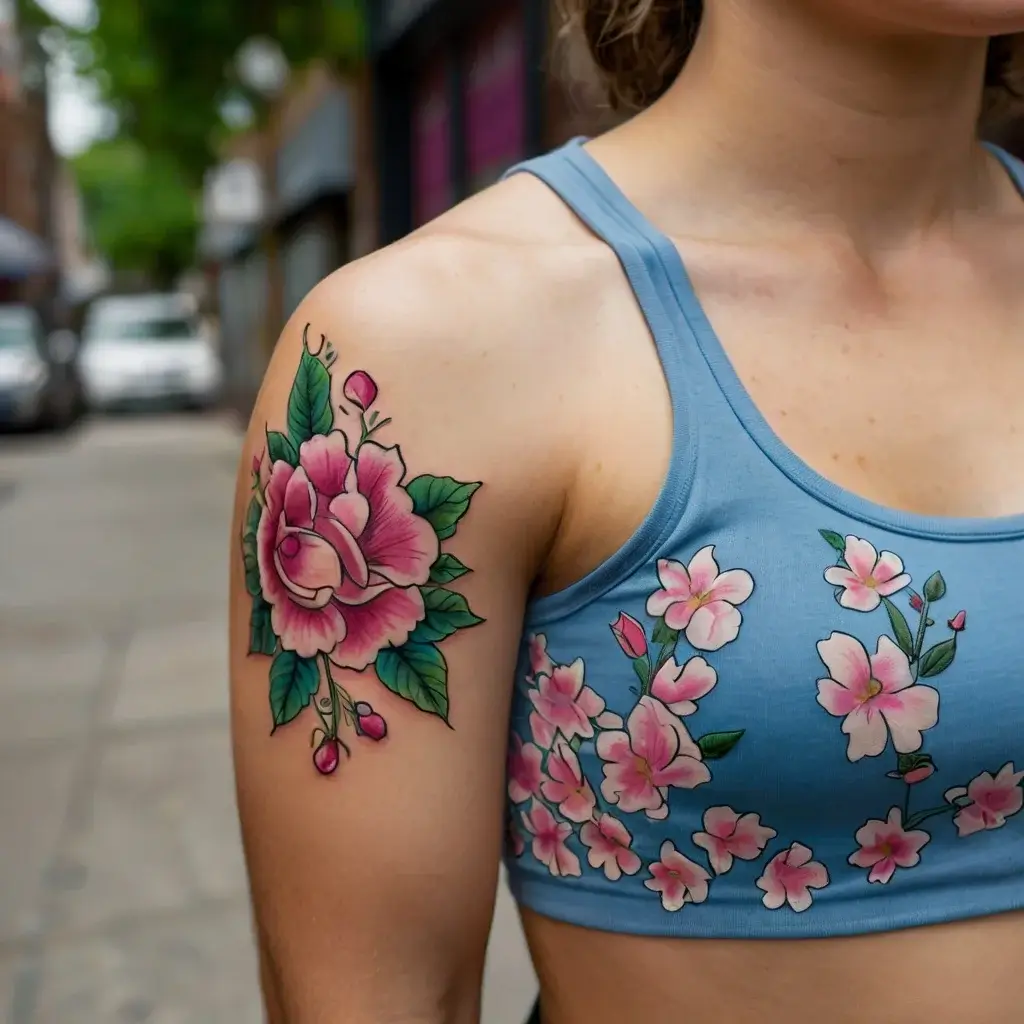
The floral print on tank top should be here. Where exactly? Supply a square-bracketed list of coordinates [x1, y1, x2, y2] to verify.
[507, 535, 1023, 913]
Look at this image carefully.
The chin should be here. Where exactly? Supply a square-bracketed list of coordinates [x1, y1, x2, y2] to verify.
[834, 0, 1024, 36]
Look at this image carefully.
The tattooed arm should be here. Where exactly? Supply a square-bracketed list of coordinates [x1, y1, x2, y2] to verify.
[229, 232, 574, 1023]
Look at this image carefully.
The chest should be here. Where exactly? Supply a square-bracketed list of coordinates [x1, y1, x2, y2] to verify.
[688, 242, 1024, 519]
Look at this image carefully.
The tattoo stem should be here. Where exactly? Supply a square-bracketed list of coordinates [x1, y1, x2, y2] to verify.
[911, 599, 930, 679]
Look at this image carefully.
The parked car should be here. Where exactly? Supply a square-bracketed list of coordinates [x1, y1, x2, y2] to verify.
[79, 293, 223, 412]
[0, 304, 83, 431]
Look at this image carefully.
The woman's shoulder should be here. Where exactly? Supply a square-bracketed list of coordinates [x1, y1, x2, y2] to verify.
[298, 171, 624, 376]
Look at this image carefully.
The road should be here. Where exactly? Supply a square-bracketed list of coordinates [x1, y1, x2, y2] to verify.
[0, 414, 536, 1024]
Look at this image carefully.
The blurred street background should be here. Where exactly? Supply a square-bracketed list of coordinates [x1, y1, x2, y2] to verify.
[0, 0, 1022, 1021]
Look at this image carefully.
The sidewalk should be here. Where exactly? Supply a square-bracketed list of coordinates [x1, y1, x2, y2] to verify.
[0, 415, 535, 1023]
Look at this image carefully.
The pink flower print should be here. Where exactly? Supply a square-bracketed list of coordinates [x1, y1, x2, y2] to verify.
[580, 814, 642, 881]
[824, 536, 911, 612]
[541, 739, 597, 823]
[257, 433, 439, 665]
[945, 763, 1024, 837]
[646, 547, 754, 651]
[528, 658, 607, 748]
[645, 841, 711, 911]
[948, 610, 967, 632]
[521, 799, 581, 878]
[507, 734, 544, 804]
[816, 632, 939, 762]
[650, 656, 717, 717]
[527, 633, 554, 680]
[692, 806, 777, 876]
[610, 612, 648, 659]
[756, 842, 829, 912]
[848, 807, 930, 884]
[596, 696, 710, 819]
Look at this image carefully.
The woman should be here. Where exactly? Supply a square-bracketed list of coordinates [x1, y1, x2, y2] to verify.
[230, 2, 1024, 1021]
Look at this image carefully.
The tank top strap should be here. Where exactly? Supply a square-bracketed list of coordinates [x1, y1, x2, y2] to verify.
[503, 139, 710, 390]
[985, 142, 1024, 199]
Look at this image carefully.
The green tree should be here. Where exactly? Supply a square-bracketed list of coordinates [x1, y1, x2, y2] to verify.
[19, 0, 365, 278]
[73, 139, 197, 284]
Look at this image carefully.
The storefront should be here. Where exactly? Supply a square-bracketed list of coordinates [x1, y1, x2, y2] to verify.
[371, 0, 547, 243]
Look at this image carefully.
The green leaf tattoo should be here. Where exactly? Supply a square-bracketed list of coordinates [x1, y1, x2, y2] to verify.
[266, 429, 298, 467]
[409, 587, 485, 644]
[249, 596, 277, 657]
[286, 328, 333, 446]
[406, 475, 481, 541]
[269, 650, 321, 730]
[429, 553, 471, 584]
[241, 329, 485, 773]
[919, 637, 957, 678]
[696, 730, 745, 760]
[882, 597, 915, 658]
[375, 642, 450, 722]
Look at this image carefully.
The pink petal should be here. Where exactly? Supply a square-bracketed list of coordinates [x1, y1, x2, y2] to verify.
[879, 685, 939, 753]
[836, 581, 882, 612]
[546, 740, 583, 787]
[729, 813, 776, 858]
[314, 515, 370, 589]
[653, 755, 711, 790]
[703, 805, 741, 839]
[824, 566, 859, 590]
[627, 697, 683, 770]
[867, 858, 897, 884]
[656, 558, 693, 600]
[354, 443, 439, 586]
[871, 551, 907, 586]
[547, 661, 585, 700]
[299, 432, 354, 498]
[685, 601, 741, 651]
[706, 568, 754, 606]
[528, 635, 555, 677]
[282, 467, 316, 528]
[275, 529, 343, 599]
[870, 637, 914, 693]
[577, 685, 606, 719]
[785, 842, 814, 869]
[327, 491, 371, 540]
[844, 536, 879, 580]
[651, 657, 718, 707]
[817, 632, 872, 690]
[843, 704, 889, 761]
[596, 730, 631, 765]
[816, 678, 862, 717]
[663, 600, 697, 632]
[328, 585, 425, 670]
[692, 832, 732, 875]
[685, 546, 721, 595]
[529, 711, 556, 749]
[270, 600, 347, 659]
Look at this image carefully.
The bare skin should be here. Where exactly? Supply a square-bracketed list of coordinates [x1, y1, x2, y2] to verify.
[230, 0, 1024, 1020]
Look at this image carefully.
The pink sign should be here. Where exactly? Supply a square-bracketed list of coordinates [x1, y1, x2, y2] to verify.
[412, 58, 453, 226]
[464, 6, 525, 192]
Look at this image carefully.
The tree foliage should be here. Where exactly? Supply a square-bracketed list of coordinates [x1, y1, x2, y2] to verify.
[72, 139, 197, 284]
[18, 0, 365, 277]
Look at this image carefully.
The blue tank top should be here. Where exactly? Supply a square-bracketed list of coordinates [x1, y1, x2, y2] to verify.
[501, 139, 1024, 938]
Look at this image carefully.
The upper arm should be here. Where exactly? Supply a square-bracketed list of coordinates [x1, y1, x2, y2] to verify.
[229, 240, 567, 1022]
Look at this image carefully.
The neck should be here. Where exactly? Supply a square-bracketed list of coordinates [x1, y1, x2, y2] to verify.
[636, 1, 1000, 246]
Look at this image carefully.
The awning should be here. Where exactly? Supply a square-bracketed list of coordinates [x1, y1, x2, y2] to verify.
[0, 216, 52, 279]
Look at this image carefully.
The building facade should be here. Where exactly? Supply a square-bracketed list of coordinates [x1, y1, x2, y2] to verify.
[370, 0, 615, 244]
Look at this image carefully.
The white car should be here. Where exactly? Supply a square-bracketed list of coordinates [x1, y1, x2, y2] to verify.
[79, 293, 223, 411]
